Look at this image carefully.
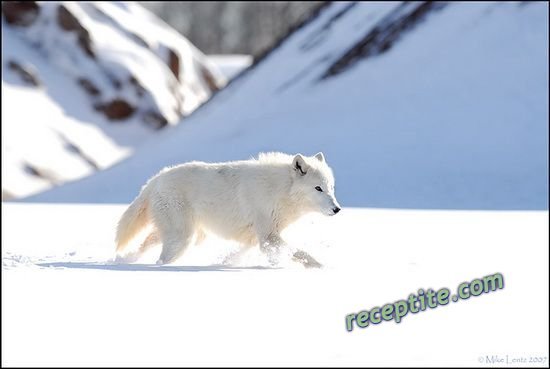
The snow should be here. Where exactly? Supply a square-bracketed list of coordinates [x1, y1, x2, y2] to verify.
[28, 1, 548, 210]
[12, 1, 226, 121]
[2, 203, 548, 366]
[86, 2, 227, 117]
[2, 25, 131, 199]
[2, 1, 225, 199]
[207, 54, 253, 80]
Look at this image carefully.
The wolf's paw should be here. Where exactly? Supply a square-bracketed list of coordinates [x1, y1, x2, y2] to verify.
[292, 250, 323, 269]
[114, 251, 141, 264]
[263, 252, 279, 267]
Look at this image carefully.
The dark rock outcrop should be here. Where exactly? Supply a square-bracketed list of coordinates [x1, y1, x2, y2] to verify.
[77, 78, 101, 96]
[143, 111, 169, 130]
[57, 5, 96, 59]
[321, 2, 446, 79]
[129, 75, 145, 97]
[2, 1, 40, 27]
[200, 65, 219, 93]
[7, 60, 40, 86]
[95, 99, 135, 120]
[167, 48, 180, 81]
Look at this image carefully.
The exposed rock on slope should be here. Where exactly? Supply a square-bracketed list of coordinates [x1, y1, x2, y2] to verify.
[2, 1, 227, 199]
[3, 1, 226, 125]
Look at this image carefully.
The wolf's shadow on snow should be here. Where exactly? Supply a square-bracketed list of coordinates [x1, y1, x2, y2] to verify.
[36, 261, 278, 272]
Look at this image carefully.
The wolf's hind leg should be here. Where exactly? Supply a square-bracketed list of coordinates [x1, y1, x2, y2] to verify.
[152, 198, 196, 265]
[222, 243, 254, 265]
[157, 227, 194, 265]
[115, 229, 160, 263]
[156, 218, 196, 265]
[139, 229, 160, 253]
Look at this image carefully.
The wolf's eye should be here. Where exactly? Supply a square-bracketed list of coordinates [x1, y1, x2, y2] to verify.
[315, 186, 323, 192]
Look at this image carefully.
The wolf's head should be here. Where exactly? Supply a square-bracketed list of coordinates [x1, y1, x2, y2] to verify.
[290, 152, 341, 216]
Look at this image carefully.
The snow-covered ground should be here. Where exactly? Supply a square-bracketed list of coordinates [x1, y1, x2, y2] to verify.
[2, 203, 548, 366]
[29, 2, 548, 210]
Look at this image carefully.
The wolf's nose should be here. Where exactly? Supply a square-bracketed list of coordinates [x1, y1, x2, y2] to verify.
[333, 207, 341, 214]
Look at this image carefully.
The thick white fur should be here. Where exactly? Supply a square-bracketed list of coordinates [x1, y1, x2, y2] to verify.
[115, 152, 340, 265]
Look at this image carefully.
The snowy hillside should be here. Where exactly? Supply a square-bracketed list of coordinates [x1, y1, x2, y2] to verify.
[2, 1, 226, 199]
[207, 54, 253, 80]
[28, 1, 548, 210]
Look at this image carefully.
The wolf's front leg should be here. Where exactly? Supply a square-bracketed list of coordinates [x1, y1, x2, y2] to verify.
[259, 234, 322, 268]
[258, 233, 286, 266]
[260, 233, 284, 252]
[292, 249, 323, 269]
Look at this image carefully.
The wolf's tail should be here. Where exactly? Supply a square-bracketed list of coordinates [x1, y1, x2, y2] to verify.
[115, 185, 151, 253]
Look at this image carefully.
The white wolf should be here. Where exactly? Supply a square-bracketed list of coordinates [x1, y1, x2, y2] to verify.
[115, 152, 341, 266]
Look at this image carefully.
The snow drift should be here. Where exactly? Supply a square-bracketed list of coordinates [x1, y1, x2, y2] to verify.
[27, 2, 548, 209]
[2, 1, 226, 199]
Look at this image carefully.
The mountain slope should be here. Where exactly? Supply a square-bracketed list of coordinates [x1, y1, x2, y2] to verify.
[28, 1, 549, 209]
[2, 1, 226, 199]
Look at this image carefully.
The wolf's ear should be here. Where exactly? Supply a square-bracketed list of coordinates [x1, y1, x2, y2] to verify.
[293, 154, 308, 176]
[314, 152, 325, 162]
